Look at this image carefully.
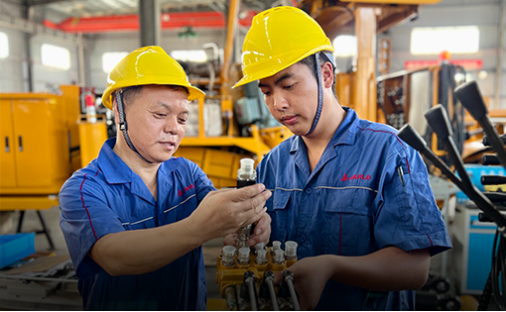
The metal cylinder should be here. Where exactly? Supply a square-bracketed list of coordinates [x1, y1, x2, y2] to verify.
[264, 271, 280, 311]
[244, 271, 258, 311]
[284, 271, 300, 311]
[224, 286, 237, 311]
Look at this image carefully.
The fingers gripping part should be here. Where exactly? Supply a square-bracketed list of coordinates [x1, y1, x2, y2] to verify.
[115, 92, 152, 164]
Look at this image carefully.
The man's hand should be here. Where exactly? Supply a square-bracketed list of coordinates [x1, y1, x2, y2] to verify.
[223, 213, 272, 247]
[188, 184, 272, 244]
[274, 256, 334, 311]
[248, 212, 271, 246]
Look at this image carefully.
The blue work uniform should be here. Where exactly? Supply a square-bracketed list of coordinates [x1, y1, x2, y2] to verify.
[59, 138, 215, 310]
[257, 108, 452, 311]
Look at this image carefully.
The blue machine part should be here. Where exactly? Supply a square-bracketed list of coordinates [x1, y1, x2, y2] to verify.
[235, 81, 280, 129]
[235, 97, 261, 125]
[467, 215, 498, 292]
[456, 164, 506, 203]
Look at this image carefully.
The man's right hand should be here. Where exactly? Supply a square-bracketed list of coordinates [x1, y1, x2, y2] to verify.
[188, 184, 272, 243]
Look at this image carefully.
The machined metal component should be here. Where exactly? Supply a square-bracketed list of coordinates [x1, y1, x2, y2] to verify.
[244, 271, 258, 311]
[284, 271, 301, 311]
[236, 225, 252, 249]
[264, 271, 280, 311]
[224, 286, 237, 311]
[236, 283, 248, 311]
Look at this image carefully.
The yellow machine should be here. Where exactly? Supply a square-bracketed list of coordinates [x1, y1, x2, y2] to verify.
[0, 85, 107, 248]
[210, 242, 300, 311]
[0, 86, 80, 206]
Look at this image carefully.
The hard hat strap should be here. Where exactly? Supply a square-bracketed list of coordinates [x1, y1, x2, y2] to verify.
[116, 92, 153, 164]
[306, 52, 323, 136]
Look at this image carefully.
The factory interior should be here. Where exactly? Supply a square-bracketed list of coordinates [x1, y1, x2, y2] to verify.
[0, 0, 506, 310]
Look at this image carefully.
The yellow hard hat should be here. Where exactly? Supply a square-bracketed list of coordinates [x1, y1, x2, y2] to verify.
[233, 6, 334, 88]
[102, 46, 205, 109]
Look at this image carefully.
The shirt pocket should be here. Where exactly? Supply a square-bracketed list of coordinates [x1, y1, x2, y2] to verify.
[120, 215, 156, 230]
[268, 190, 292, 242]
[160, 193, 198, 224]
[322, 189, 374, 256]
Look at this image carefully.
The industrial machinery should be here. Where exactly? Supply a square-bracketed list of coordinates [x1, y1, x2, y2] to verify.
[398, 81, 506, 310]
[376, 62, 468, 165]
[215, 241, 301, 311]
[0, 85, 107, 248]
[296, 0, 442, 123]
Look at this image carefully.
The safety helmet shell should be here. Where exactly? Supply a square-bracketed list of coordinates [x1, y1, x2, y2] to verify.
[233, 6, 334, 88]
[102, 46, 205, 109]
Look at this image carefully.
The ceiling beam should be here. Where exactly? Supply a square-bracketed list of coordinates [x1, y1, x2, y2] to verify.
[25, 0, 80, 6]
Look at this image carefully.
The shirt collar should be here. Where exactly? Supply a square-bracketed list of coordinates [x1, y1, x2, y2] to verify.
[289, 107, 359, 154]
[98, 138, 176, 185]
[97, 138, 134, 184]
[330, 107, 359, 147]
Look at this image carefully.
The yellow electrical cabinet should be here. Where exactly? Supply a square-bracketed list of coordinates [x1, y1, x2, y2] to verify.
[0, 87, 80, 196]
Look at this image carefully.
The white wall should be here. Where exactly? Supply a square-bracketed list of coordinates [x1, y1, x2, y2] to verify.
[30, 36, 80, 92]
[0, 1, 26, 92]
[0, 1, 80, 93]
[0, 27, 27, 92]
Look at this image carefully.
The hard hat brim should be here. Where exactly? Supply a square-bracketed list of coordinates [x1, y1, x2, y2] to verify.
[232, 44, 334, 89]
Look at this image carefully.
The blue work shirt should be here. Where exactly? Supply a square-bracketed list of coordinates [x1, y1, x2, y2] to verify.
[257, 108, 452, 311]
[59, 138, 215, 310]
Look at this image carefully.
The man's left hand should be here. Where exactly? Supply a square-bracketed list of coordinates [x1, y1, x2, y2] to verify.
[247, 212, 271, 246]
[274, 256, 334, 311]
[223, 212, 271, 246]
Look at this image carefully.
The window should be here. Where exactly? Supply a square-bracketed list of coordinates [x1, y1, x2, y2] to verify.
[102, 52, 128, 73]
[410, 26, 479, 55]
[171, 50, 207, 63]
[333, 35, 357, 57]
[0, 32, 8, 58]
[41, 44, 70, 70]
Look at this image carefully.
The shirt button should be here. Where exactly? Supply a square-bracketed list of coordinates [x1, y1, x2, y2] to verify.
[305, 188, 312, 194]
[301, 235, 307, 242]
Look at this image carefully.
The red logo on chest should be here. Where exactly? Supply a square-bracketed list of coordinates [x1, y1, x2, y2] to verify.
[341, 174, 371, 182]
[178, 184, 195, 197]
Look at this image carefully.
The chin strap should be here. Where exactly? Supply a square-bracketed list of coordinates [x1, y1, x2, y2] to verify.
[116, 91, 152, 164]
[305, 52, 324, 136]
